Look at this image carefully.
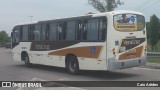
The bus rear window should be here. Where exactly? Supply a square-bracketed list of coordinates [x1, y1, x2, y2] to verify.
[114, 14, 145, 31]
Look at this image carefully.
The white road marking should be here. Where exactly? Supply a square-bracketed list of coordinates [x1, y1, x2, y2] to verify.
[31, 77, 46, 81]
[58, 78, 70, 81]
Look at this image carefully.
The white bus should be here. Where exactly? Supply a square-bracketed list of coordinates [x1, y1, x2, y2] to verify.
[11, 10, 147, 74]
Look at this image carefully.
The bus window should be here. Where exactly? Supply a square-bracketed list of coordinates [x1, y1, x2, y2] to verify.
[28, 25, 34, 41]
[77, 20, 83, 40]
[66, 21, 76, 40]
[114, 14, 145, 31]
[62, 22, 67, 40]
[87, 19, 99, 40]
[57, 23, 63, 40]
[42, 24, 46, 41]
[46, 24, 50, 40]
[14, 30, 20, 43]
[22, 25, 29, 41]
[34, 24, 41, 41]
[50, 23, 57, 41]
[19, 26, 23, 41]
[42, 24, 50, 41]
[99, 18, 107, 40]
[57, 22, 67, 40]
[83, 20, 88, 40]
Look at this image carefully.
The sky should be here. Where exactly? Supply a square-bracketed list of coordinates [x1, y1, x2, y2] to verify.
[0, 0, 160, 34]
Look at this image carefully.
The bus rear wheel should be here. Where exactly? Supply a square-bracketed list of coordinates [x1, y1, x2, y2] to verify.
[66, 56, 79, 75]
[24, 54, 32, 68]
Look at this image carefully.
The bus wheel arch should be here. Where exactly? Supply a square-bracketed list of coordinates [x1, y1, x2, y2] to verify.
[65, 54, 79, 74]
[21, 51, 28, 61]
[21, 51, 32, 67]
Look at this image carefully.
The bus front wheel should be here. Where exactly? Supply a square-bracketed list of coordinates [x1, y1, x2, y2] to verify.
[24, 54, 32, 68]
[66, 55, 79, 75]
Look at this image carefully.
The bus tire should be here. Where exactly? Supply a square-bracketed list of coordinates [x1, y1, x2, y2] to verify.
[66, 55, 79, 75]
[24, 54, 32, 68]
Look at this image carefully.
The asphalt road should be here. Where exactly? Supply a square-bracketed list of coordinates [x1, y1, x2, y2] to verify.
[0, 48, 160, 90]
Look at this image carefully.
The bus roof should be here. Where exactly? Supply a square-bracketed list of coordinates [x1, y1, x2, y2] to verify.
[15, 10, 143, 26]
[108, 10, 143, 15]
[15, 21, 39, 26]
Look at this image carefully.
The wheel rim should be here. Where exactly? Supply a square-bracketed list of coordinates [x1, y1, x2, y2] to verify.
[24, 56, 29, 65]
[69, 60, 77, 72]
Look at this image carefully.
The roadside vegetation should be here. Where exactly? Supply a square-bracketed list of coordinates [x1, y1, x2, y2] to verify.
[0, 31, 10, 47]
[146, 15, 160, 63]
[147, 15, 160, 52]
[147, 40, 160, 52]
[147, 57, 160, 63]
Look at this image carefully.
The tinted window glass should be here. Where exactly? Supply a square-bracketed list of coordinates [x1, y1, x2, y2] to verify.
[34, 24, 41, 41]
[77, 20, 83, 40]
[99, 18, 107, 40]
[87, 19, 99, 40]
[83, 20, 88, 40]
[42, 24, 50, 40]
[14, 30, 20, 43]
[28, 25, 34, 41]
[57, 22, 67, 40]
[50, 23, 57, 40]
[57, 23, 63, 40]
[22, 25, 28, 41]
[42, 24, 46, 40]
[66, 21, 76, 40]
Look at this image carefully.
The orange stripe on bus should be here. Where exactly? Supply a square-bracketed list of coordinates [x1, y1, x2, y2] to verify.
[48, 46, 102, 59]
[119, 46, 143, 60]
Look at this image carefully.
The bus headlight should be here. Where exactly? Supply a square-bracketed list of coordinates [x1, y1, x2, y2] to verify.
[119, 46, 126, 53]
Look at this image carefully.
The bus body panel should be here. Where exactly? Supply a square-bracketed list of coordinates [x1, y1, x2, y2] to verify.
[11, 10, 147, 71]
[106, 11, 147, 70]
[12, 41, 108, 70]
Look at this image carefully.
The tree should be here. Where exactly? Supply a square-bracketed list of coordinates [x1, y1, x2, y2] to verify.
[149, 15, 160, 51]
[88, 0, 124, 12]
[146, 22, 151, 39]
[0, 31, 10, 46]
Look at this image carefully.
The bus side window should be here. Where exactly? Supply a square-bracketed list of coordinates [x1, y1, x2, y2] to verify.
[22, 25, 29, 41]
[57, 23, 63, 40]
[66, 21, 76, 40]
[57, 22, 67, 40]
[19, 26, 23, 41]
[99, 18, 107, 40]
[28, 25, 34, 41]
[15, 30, 20, 43]
[46, 24, 50, 40]
[49, 23, 57, 41]
[42, 24, 46, 41]
[83, 20, 88, 40]
[87, 19, 99, 40]
[77, 20, 83, 40]
[34, 24, 41, 41]
[62, 22, 67, 40]
[41, 24, 50, 41]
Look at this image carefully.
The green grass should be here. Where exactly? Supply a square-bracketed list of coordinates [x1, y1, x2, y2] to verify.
[147, 57, 160, 63]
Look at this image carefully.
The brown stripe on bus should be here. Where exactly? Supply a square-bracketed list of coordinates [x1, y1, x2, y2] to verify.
[48, 46, 102, 59]
[119, 46, 143, 60]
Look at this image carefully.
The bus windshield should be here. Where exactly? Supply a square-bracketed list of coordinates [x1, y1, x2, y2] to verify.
[114, 14, 145, 31]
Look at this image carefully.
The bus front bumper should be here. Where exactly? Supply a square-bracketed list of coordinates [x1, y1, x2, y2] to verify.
[107, 55, 146, 71]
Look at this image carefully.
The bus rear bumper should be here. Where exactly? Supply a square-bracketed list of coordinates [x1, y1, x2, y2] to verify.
[107, 55, 146, 71]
